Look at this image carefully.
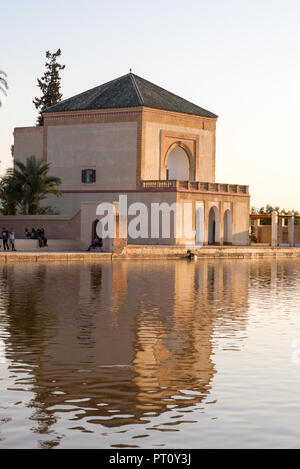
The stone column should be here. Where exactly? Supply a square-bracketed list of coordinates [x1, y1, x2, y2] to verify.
[253, 218, 260, 241]
[195, 201, 205, 246]
[203, 200, 209, 246]
[288, 214, 295, 247]
[278, 216, 285, 245]
[112, 201, 127, 255]
[219, 201, 224, 246]
[231, 200, 236, 246]
[271, 211, 278, 247]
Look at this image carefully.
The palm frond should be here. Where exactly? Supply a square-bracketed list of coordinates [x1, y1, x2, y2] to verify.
[5, 156, 62, 214]
[0, 71, 8, 107]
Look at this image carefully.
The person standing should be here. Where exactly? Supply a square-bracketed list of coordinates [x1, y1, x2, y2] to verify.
[37, 229, 43, 248]
[2, 228, 9, 251]
[9, 231, 16, 251]
[40, 228, 48, 247]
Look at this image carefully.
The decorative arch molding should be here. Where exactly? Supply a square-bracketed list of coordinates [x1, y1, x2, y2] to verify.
[164, 142, 193, 180]
[160, 130, 199, 181]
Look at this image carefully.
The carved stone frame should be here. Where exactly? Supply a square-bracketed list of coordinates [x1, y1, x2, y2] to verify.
[160, 130, 199, 181]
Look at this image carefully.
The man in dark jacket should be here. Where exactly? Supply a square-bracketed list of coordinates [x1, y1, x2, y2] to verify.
[2, 228, 9, 251]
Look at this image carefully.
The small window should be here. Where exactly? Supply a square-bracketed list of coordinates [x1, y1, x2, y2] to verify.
[82, 168, 96, 184]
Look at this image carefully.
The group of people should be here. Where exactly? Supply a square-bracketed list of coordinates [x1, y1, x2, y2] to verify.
[0, 227, 49, 251]
[25, 228, 48, 247]
[1, 228, 16, 251]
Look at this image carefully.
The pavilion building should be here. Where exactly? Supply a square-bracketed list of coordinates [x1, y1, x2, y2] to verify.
[14, 73, 250, 247]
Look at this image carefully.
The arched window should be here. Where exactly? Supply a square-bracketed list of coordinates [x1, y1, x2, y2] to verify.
[166, 146, 190, 180]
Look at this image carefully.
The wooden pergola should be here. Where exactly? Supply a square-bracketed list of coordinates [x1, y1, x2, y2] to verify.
[250, 214, 300, 220]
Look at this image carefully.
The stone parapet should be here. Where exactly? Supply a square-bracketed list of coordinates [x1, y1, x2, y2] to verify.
[141, 180, 249, 194]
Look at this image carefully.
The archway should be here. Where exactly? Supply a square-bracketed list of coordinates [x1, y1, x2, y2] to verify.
[208, 206, 220, 245]
[223, 209, 233, 245]
[166, 145, 190, 180]
[91, 219, 99, 242]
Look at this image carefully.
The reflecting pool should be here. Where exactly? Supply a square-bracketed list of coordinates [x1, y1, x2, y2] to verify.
[0, 259, 300, 448]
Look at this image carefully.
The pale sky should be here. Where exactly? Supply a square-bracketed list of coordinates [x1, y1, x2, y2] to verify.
[1, 0, 300, 210]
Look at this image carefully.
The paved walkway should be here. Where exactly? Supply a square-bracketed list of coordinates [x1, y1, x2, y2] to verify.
[0, 245, 300, 263]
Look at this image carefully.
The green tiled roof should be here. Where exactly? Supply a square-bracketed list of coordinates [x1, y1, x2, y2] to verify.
[43, 73, 218, 118]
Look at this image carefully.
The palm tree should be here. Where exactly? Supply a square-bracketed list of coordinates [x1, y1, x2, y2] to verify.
[0, 171, 20, 215]
[13, 156, 62, 214]
[0, 71, 8, 107]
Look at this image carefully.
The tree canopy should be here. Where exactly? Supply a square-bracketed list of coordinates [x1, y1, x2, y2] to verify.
[251, 204, 300, 225]
[33, 49, 65, 126]
[0, 156, 62, 215]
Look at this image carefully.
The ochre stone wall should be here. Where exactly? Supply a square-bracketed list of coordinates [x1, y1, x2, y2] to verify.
[141, 108, 216, 184]
[0, 211, 81, 240]
[46, 121, 138, 191]
[14, 126, 44, 164]
[177, 191, 250, 246]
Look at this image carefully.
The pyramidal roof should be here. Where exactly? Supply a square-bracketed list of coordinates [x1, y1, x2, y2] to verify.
[43, 73, 218, 118]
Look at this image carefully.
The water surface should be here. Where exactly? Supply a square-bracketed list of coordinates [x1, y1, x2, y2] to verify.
[0, 259, 300, 449]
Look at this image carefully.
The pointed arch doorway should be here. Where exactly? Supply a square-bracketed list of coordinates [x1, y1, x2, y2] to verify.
[208, 206, 220, 245]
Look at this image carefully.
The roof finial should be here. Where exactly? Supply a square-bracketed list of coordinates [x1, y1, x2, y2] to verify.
[129, 68, 132, 73]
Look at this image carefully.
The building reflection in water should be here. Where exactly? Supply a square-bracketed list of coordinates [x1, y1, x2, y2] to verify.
[0, 259, 256, 446]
